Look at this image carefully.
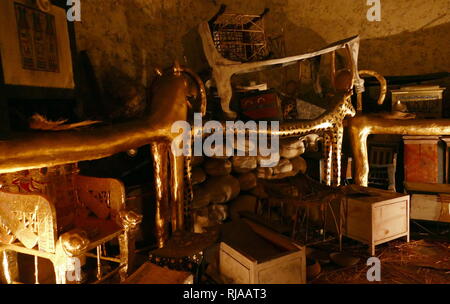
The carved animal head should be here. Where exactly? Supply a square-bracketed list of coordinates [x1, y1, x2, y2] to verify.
[342, 94, 356, 118]
[60, 230, 89, 257]
[333, 91, 356, 119]
[301, 134, 323, 152]
[117, 210, 143, 231]
[316, 89, 355, 125]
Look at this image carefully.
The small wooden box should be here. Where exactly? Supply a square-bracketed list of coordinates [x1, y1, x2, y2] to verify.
[403, 136, 444, 183]
[219, 220, 306, 284]
[338, 186, 410, 255]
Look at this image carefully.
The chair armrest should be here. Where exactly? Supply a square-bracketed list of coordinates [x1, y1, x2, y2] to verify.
[116, 210, 142, 233]
[56, 229, 90, 258]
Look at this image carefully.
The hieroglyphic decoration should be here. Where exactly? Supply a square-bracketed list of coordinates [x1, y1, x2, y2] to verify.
[14, 2, 59, 72]
[0, 165, 79, 234]
[0, 192, 57, 252]
[88, 190, 111, 209]
[11, 170, 48, 193]
[75, 175, 127, 221]
[84, 189, 112, 219]
[13, 208, 39, 235]
[0, 217, 16, 244]
[0, 0, 74, 88]
[391, 86, 445, 119]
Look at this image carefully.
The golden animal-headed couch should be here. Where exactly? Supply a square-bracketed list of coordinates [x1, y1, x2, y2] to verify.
[0, 63, 206, 284]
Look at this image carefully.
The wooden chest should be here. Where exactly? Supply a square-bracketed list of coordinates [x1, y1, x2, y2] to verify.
[403, 136, 444, 183]
[219, 219, 306, 284]
[340, 187, 410, 255]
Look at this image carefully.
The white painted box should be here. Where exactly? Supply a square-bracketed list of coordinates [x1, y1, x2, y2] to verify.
[219, 220, 306, 284]
[342, 187, 410, 255]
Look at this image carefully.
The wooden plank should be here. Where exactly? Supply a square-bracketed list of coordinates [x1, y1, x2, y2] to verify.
[220, 241, 256, 266]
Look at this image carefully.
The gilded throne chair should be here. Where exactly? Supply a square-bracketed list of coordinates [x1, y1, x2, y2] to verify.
[0, 163, 142, 284]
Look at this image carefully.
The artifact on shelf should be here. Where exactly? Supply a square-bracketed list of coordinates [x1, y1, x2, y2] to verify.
[391, 85, 445, 119]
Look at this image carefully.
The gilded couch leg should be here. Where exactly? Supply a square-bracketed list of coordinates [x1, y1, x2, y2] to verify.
[117, 210, 142, 282]
[150, 142, 171, 248]
[0, 250, 19, 284]
[349, 126, 369, 187]
[323, 133, 333, 186]
[332, 126, 344, 187]
[170, 150, 185, 232]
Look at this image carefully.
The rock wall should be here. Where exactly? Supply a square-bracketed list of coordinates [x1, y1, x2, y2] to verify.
[75, 0, 450, 86]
